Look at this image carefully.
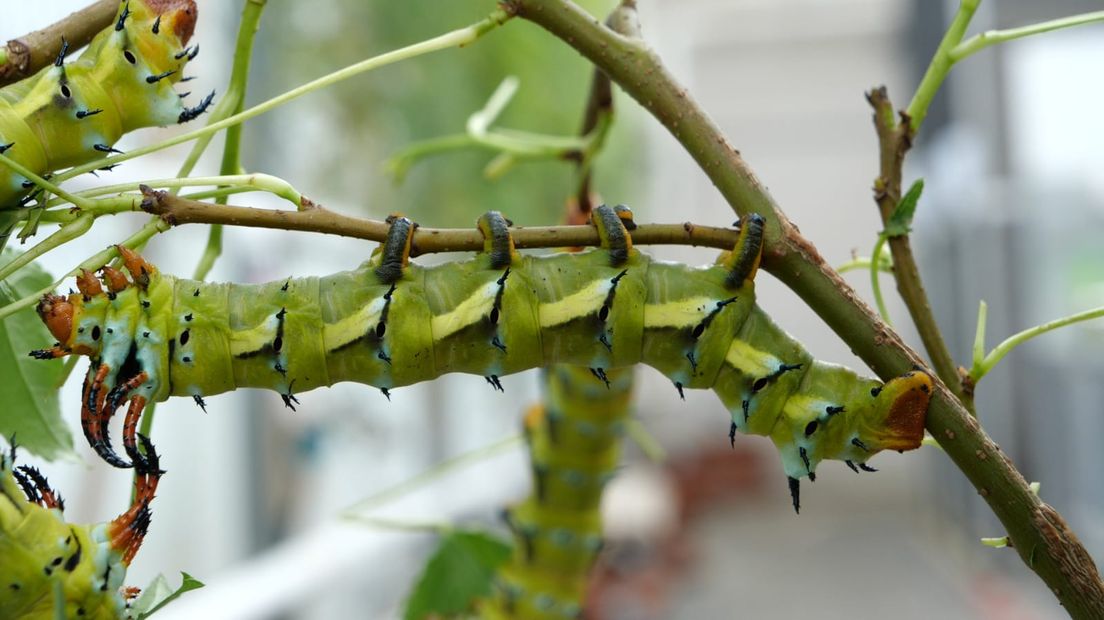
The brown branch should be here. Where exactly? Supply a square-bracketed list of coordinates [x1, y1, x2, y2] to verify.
[138, 187, 741, 254]
[867, 86, 971, 409]
[0, 0, 118, 87]
[504, 0, 1104, 615]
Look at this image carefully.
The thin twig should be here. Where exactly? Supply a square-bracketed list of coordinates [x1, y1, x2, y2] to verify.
[0, 0, 117, 87]
[867, 88, 968, 407]
[139, 187, 742, 254]
[505, 0, 1104, 615]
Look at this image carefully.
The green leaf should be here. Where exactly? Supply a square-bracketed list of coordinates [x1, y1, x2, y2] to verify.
[0, 250, 71, 459]
[884, 178, 924, 238]
[131, 572, 205, 619]
[403, 529, 512, 620]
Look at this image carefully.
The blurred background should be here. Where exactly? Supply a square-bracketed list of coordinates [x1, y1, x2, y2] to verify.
[4, 0, 1104, 617]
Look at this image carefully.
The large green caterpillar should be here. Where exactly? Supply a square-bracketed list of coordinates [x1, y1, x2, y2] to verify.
[0, 436, 163, 619]
[33, 205, 931, 509]
[0, 0, 211, 247]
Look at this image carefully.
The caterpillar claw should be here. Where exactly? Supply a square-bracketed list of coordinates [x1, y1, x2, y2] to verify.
[178, 90, 215, 123]
[845, 459, 860, 473]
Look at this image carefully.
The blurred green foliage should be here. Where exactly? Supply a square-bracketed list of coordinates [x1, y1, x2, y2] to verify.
[248, 1, 638, 227]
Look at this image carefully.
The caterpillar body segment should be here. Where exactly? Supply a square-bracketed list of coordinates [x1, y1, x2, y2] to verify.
[0, 437, 162, 620]
[35, 208, 931, 500]
[483, 362, 632, 620]
[0, 0, 210, 249]
[482, 208, 634, 619]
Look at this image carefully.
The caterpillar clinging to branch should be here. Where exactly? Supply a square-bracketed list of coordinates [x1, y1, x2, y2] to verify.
[32, 205, 931, 511]
[0, 436, 163, 619]
[0, 0, 212, 246]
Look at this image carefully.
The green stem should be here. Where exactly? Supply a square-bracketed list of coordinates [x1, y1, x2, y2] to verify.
[342, 434, 522, 517]
[53, 355, 79, 390]
[0, 153, 94, 210]
[837, 254, 893, 275]
[388, 75, 603, 182]
[342, 515, 451, 535]
[972, 305, 1104, 381]
[950, 11, 1104, 62]
[625, 418, 666, 463]
[467, 76, 520, 133]
[972, 300, 988, 371]
[869, 234, 892, 324]
[0, 212, 93, 282]
[50, 174, 299, 208]
[905, 0, 980, 132]
[51, 8, 513, 185]
[387, 134, 480, 182]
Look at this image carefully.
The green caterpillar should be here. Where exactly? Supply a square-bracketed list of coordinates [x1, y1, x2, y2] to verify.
[481, 365, 632, 620]
[33, 205, 931, 510]
[0, 0, 211, 248]
[0, 436, 163, 619]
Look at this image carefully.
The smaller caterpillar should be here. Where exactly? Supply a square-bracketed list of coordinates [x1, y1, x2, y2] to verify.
[1, 0, 211, 247]
[0, 436, 163, 619]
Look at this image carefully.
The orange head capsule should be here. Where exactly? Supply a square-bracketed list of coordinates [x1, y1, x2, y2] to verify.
[100, 266, 130, 293]
[36, 293, 75, 343]
[76, 269, 104, 297]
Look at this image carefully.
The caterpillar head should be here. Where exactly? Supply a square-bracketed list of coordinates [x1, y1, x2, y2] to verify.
[142, 0, 199, 44]
[35, 248, 160, 356]
[773, 368, 932, 482]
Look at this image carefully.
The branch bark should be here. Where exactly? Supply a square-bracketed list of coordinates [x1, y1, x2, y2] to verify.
[138, 187, 742, 254]
[502, 0, 1104, 616]
[0, 0, 117, 87]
